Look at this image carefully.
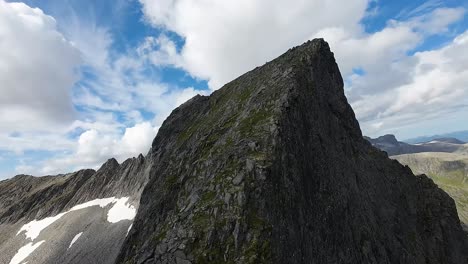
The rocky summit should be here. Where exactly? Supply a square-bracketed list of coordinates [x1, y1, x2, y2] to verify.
[117, 39, 468, 263]
[1, 39, 468, 264]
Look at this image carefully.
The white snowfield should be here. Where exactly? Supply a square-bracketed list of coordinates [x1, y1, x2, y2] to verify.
[16, 197, 136, 240]
[10, 197, 136, 264]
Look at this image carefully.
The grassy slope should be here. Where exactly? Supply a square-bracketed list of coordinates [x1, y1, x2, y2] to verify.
[392, 152, 468, 225]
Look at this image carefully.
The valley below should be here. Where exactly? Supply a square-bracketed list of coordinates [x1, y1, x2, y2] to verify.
[392, 152, 468, 229]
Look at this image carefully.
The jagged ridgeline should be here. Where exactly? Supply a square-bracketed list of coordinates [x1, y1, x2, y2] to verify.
[0, 155, 148, 264]
[0, 39, 467, 264]
[117, 39, 468, 263]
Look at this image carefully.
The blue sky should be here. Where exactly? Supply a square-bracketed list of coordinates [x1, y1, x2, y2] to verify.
[1, 0, 468, 179]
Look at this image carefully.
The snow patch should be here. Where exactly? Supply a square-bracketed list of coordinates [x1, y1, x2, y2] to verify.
[16, 213, 66, 241]
[107, 197, 136, 223]
[17, 197, 134, 241]
[68, 232, 83, 249]
[9, 240, 45, 264]
[70, 197, 119, 211]
[126, 223, 133, 236]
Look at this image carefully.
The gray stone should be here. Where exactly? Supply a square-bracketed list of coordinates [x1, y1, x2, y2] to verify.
[232, 173, 244, 185]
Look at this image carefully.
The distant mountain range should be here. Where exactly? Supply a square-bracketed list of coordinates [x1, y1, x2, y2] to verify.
[404, 130, 468, 144]
[364, 134, 467, 156]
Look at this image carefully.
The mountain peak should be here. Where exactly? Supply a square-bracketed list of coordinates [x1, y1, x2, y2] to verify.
[99, 157, 120, 171]
[381, 134, 398, 142]
[117, 40, 468, 263]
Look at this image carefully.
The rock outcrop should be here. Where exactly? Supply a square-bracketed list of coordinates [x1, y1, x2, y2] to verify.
[117, 39, 468, 264]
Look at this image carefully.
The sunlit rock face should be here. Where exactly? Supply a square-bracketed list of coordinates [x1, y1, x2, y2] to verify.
[0, 156, 149, 264]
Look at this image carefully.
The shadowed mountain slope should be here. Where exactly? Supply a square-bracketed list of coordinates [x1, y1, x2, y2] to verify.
[392, 152, 468, 231]
[117, 39, 468, 264]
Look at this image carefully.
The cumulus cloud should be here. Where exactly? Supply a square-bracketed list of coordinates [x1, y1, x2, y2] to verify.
[318, 7, 467, 136]
[120, 122, 158, 155]
[357, 30, 468, 136]
[139, 0, 368, 88]
[72, 122, 157, 164]
[17, 122, 158, 175]
[0, 0, 81, 133]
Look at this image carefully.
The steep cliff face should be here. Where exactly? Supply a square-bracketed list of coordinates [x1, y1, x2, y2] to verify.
[0, 156, 149, 264]
[117, 39, 468, 264]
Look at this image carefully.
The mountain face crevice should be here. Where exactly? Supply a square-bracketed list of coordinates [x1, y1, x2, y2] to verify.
[117, 39, 468, 264]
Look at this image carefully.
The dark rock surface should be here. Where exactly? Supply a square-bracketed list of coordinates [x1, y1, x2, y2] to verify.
[117, 39, 468, 264]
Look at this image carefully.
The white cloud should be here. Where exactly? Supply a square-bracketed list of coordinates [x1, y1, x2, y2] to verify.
[139, 0, 368, 89]
[17, 122, 158, 175]
[317, 6, 465, 104]
[322, 9, 468, 137]
[65, 21, 202, 123]
[62, 121, 158, 172]
[138, 34, 182, 67]
[0, 1, 81, 133]
[315, 25, 420, 78]
[407, 7, 465, 34]
[120, 122, 158, 155]
[350, 30, 468, 137]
